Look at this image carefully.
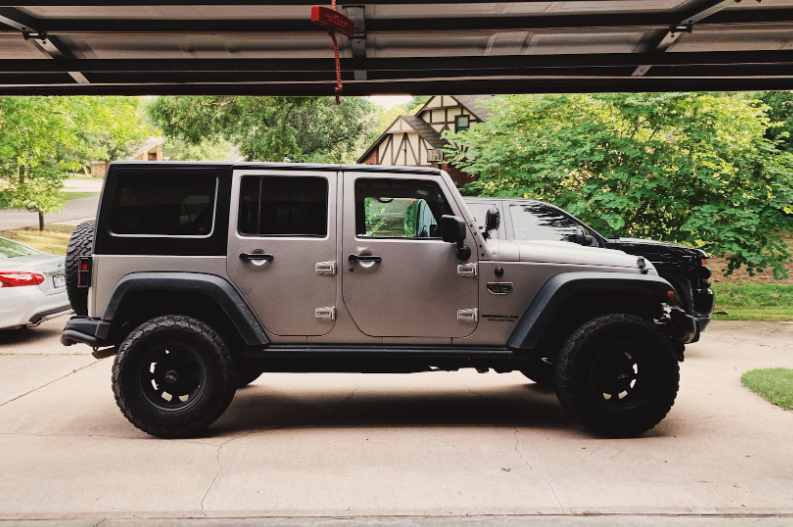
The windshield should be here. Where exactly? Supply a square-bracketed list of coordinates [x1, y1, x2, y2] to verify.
[510, 203, 580, 243]
[0, 238, 39, 259]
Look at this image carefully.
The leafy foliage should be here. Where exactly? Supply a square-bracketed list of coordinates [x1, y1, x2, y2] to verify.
[163, 136, 236, 161]
[0, 96, 148, 226]
[148, 96, 379, 164]
[445, 93, 793, 278]
[756, 91, 793, 153]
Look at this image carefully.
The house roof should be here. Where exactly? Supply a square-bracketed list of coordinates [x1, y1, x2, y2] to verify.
[357, 113, 450, 164]
[452, 95, 494, 122]
[130, 137, 165, 159]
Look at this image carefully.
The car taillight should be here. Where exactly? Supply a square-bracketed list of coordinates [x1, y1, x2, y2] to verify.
[700, 258, 711, 285]
[77, 257, 93, 288]
[0, 271, 46, 288]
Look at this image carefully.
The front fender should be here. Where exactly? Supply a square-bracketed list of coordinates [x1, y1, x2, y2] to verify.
[507, 271, 676, 349]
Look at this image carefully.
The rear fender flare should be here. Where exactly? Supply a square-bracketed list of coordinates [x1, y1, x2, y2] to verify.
[100, 272, 269, 346]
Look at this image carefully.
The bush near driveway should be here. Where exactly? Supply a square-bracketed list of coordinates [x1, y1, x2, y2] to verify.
[742, 368, 793, 410]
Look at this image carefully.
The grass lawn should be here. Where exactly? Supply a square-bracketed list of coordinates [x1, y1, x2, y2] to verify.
[1, 224, 75, 255]
[59, 191, 99, 201]
[742, 368, 793, 410]
[712, 283, 793, 322]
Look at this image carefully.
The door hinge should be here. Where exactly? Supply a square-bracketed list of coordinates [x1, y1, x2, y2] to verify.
[315, 261, 337, 275]
[315, 307, 336, 320]
[457, 263, 478, 277]
[457, 308, 478, 322]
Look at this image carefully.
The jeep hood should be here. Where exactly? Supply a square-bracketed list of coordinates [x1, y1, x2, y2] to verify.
[487, 239, 653, 271]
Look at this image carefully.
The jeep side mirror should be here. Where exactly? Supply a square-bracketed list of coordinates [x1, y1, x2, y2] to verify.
[441, 215, 471, 261]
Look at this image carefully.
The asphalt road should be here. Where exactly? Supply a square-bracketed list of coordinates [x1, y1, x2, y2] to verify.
[0, 319, 792, 524]
[0, 195, 99, 231]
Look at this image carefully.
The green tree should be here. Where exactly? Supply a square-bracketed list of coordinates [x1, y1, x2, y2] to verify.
[445, 93, 793, 278]
[757, 91, 793, 153]
[148, 96, 379, 164]
[163, 136, 236, 161]
[0, 96, 148, 229]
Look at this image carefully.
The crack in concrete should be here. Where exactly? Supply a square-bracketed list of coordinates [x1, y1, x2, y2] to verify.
[0, 359, 100, 407]
[513, 427, 565, 514]
[198, 382, 361, 516]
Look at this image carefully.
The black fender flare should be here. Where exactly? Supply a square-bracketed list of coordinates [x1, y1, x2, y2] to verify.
[99, 272, 269, 346]
[507, 271, 676, 349]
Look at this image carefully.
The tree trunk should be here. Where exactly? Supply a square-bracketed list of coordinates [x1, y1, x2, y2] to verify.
[38, 210, 44, 231]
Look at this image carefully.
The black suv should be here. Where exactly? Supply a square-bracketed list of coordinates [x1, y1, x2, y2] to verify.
[465, 198, 714, 334]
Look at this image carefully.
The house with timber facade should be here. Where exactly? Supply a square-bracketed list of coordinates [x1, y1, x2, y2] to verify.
[358, 95, 492, 188]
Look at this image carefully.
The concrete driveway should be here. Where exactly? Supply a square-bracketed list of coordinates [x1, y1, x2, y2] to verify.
[0, 320, 792, 524]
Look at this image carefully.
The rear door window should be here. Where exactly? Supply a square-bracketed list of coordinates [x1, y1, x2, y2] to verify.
[238, 176, 328, 237]
[110, 173, 217, 236]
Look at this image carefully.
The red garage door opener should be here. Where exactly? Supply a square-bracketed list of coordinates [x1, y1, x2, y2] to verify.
[311, 2, 355, 104]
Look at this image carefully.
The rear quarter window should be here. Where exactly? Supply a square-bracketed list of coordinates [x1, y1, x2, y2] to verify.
[109, 173, 217, 236]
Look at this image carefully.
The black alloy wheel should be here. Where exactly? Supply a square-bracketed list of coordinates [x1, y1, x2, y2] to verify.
[138, 343, 207, 412]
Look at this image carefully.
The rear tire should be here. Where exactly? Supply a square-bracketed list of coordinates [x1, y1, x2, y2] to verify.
[555, 314, 679, 437]
[65, 220, 95, 316]
[112, 315, 236, 438]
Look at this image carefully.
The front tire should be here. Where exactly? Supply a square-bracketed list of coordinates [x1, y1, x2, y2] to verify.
[112, 315, 236, 438]
[555, 314, 679, 437]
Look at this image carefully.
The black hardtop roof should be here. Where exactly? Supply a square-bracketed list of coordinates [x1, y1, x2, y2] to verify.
[108, 160, 441, 176]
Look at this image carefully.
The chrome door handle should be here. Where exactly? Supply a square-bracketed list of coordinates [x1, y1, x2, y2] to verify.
[239, 253, 274, 262]
[349, 255, 382, 263]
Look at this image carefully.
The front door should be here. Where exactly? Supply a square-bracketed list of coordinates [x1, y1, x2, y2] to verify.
[341, 173, 479, 338]
[227, 169, 337, 336]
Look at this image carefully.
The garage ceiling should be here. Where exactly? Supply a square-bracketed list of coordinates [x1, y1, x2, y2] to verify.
[2, 1, 793, 95]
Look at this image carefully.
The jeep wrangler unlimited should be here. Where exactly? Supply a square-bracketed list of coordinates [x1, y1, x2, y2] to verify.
[61, 162, 696, 438]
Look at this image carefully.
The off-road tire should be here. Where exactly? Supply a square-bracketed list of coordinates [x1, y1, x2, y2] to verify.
[520, 356, 554, 387]
[112, 315, 236, 438]
[555, 314, 679, 437]
[65, 219, 95, 316]
[236, 361, 262, 388]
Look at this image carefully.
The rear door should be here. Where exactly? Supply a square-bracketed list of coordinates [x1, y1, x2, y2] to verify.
[341, 172, 479, 338]
[227, 169, 337, 336]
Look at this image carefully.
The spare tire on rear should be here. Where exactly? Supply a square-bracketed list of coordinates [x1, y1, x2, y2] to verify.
[65, 220, 95, 316]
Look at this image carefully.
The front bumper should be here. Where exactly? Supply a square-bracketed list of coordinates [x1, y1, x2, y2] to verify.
[670, 307, 698, 344]
[692, 287, 715, 332]
[61, 317, 111, 347]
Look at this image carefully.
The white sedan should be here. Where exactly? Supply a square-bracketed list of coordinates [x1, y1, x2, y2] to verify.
[0, 237, 72, 330]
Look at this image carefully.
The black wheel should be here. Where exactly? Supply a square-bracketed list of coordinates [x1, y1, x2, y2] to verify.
[65, 219, 94, 316]
[112, 315, 236, 438]
[520, 356, 554, 387]
[235, 361, 262, 388]
[555, 314, 679, 437]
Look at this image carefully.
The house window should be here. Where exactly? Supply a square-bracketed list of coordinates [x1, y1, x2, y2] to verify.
[147, 152, 158, 161]
[455, 115, 470, 132]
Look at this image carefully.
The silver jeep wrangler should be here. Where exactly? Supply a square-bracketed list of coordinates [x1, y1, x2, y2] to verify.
[61, 162, 696, 438]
